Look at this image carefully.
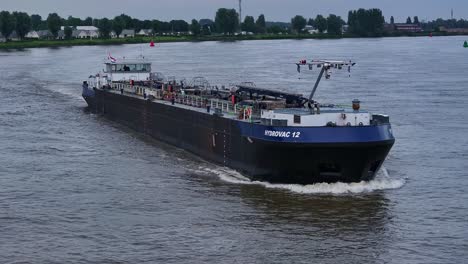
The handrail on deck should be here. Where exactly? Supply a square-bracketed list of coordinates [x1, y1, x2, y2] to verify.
[108, 82, 254, 121]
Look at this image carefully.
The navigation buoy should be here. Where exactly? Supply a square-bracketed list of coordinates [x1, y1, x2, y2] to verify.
[464, 41, 468, 48]
[150, 40, 155, 47]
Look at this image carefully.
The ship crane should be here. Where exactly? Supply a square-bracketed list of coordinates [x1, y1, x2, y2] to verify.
[296, 59, 356, 102]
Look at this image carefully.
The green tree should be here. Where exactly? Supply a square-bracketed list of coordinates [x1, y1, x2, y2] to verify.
[116, 14, 133, 29]
[92, 18, 99, 27]
[64, 26, 73, 39]
[413, 16, 419, 24]
[307, 18, 315, 27]
[255, 14, 266, 33]
[291, 15, 306, 33]
[170, 20, 189, 32]
[406, 17, 412, 24]
[31, 14, 42, 30]
[315, 15, 327, 33]
[348, 9, 385, 36]
[327, 14, 343, 35]
[12, 12, 31, 39]
[0, 11, 15, 39]
[83, 17, 93, 26]
[97, 18, 112, 38]
[132, 18, 142, 31]
[141, 20, 152, 30]
[152, 20, 161, 34]
[214, 8, 239, 34]
[370, 9, 385, 35]
[190, 19, 201, 36]
[390, 16, 395, 24]
[67, 16, 82, 27]
[267, 25, 284, 34]
[160, 21, 171, 33]
[241, 16, 256, 32]
[112, 16, 125, 37]
[47, 13, 62, 38]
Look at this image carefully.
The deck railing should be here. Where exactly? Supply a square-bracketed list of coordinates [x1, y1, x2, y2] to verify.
[108, 82, 255, 121]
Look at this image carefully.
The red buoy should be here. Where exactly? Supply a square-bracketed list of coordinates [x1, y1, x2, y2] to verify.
[150, 40, 155, 47]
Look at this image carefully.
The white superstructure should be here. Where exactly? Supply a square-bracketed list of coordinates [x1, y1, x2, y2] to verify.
[261, 108, 370, 127]
[103, 57, 152, 82]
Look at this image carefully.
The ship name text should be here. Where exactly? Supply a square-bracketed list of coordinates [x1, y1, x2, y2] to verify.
[264, 130, 301, 138]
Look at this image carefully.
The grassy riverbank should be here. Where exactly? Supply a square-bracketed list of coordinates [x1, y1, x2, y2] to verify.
[0, 32, 466, 50]
[0, 34, 343, 50]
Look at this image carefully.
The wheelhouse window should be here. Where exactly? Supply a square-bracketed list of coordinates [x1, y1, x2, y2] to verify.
[109, 63, 150, 72]
[135, 63, 150, 72]
[116, 64, 124, 71]
[128, 64, 137, 71]
[136, 64, 144, 71]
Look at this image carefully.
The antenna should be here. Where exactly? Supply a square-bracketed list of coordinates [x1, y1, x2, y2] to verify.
[451, 8, 454, 19]
[295, 59, 356, 101]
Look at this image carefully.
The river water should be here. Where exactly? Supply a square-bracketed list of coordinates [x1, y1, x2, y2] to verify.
[1, 37, 467, 263]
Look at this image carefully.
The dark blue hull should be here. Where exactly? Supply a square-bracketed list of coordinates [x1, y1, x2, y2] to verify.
[84, 89, 394, 184]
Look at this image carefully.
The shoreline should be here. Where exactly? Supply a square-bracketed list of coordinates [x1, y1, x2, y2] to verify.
[1, 32, 467, 50]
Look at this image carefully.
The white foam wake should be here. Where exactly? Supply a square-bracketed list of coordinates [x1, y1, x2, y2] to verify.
[38, 80, 84, 101]
[196, 166, 405, 195]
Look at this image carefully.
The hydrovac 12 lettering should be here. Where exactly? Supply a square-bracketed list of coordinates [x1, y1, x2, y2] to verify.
[264, 130, 301, 138]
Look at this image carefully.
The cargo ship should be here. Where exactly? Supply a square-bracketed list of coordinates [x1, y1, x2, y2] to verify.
[82, 55, 394, 184]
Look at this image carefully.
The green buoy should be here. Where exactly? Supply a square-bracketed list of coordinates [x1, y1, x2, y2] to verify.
[464, 41, 468, 48]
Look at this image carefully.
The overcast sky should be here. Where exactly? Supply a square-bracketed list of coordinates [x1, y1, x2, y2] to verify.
[1, 0, 466, 22]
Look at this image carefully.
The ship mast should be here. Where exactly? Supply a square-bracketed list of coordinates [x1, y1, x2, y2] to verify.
[296, 60, 356, 101]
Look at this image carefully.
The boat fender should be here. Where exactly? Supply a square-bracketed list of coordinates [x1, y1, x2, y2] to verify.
[245, 108, 251, 119]
[359, 122, 364, 126]
[346, 122, 351, 126]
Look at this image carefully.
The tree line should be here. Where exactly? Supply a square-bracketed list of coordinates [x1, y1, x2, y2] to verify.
[422, 18, 468, 31]
[1, 8, 468, 41]
[288, 14, 345, 35]
[347, 9, 385, 37]
[0, 11, 32, 39]
[0, 9, 247, 39]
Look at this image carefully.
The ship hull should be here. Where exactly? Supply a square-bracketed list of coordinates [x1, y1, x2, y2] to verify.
[84, 89, 394, 184]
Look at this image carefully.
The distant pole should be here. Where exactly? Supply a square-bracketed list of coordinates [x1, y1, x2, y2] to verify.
[451, 8, 454, 19]
[239, 0, 242, 26]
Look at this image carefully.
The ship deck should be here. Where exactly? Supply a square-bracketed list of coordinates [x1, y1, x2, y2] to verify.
[272, 108, 369, 115]
[102, 82, 371, 127]
[106, 88, 245, 121]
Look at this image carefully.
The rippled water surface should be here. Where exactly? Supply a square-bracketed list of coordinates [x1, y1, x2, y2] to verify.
[1, 37, 467, 263]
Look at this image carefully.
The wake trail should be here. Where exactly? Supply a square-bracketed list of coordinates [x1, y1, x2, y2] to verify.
[194, 165, 405, 195]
